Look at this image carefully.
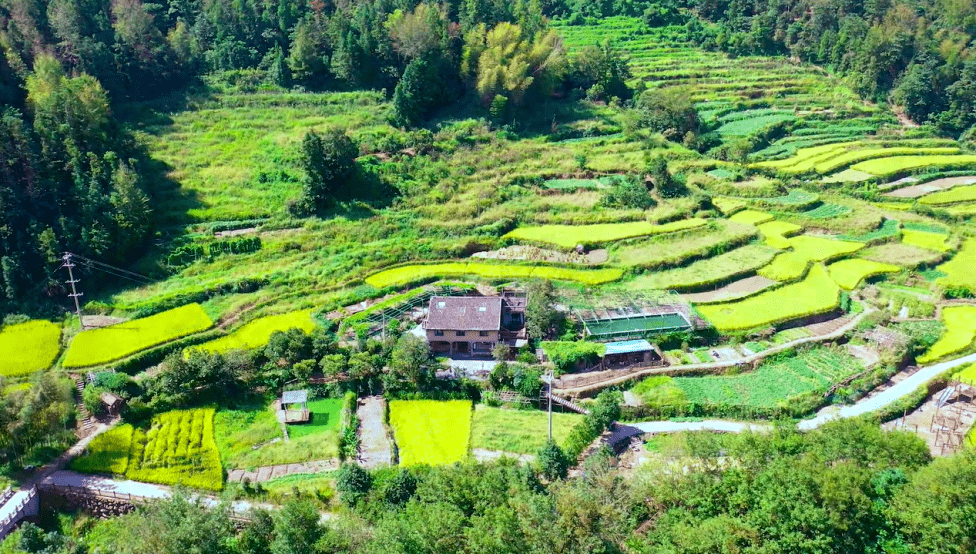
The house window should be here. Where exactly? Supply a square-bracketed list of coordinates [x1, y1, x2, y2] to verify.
[456, 331, 466, 337]
[479, 331, 489, 337]
[434, 330, 444, 337]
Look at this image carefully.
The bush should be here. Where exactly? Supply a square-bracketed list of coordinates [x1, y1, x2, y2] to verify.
[335, 462, 372, 506]
[537, 439, 569, 480]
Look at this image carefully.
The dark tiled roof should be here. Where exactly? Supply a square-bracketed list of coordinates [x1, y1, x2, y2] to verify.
[425, 296, 502, 331]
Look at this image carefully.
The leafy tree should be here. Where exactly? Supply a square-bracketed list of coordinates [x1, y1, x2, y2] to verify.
[632, 87, 702, 142]
[525, 279, 562, 341]
[392, 57, 442, 127]
[646, 154, 685, 198]
[473, 22, 567, 108]
[335, 462, 373, 506]
[384, 468, 418, 506]
[569, 40, 632, 101]
[298, 128, 358, 210]
[537, 438, 569, 480]
[271, 499, 323, 554]
[384, 334, 435, 394]
[237, 508, 275, 554]
[600, 175, 655, 209]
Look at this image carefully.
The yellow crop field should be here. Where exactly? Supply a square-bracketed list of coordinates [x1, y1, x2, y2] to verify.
[365, 262, 623, 289]
[789, 235, 864, 261]
[753, 142, 856, 172]
[192, 309, 316, 354]
[757, 220, 802, 248]
[71, 424, 134, 475]
[937, 238, 976, 295]
[828, 259, 899, 290]
[902, 229, 951, 252]
[918, 306, 976, 364]
[918, 184, 976, 206]
[814, 147, 959, 174]
[64, 304, 213, 368]
[697, 265, 840, 331]
[729, 210, 774, 226]
[757, 235, 863, 281]
[0, 320, 61, 377]
[503, 218, 706, 248]
[954, 363, 976, 386]
[389, 400, 472, 466]
[852, 155, 976, 176]
[758, 252, 811, 281]
[125, 409, 223, 491]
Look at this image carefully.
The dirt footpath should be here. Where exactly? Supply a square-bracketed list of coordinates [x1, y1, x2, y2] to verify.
[357, 396, 393, 468]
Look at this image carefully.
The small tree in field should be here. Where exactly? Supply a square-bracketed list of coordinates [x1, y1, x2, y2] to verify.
[537, 438, 570, 480]
[299, 128, 358, 211]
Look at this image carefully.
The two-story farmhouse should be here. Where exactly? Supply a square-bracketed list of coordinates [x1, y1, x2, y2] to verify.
[424, 296, 502, 356]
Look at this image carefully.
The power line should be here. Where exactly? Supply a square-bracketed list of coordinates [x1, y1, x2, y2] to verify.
[23, 263, 66, 298]
[68, 253, 153, 285]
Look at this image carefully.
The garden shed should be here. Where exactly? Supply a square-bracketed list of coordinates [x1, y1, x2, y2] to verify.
[100, 392, 124, 417]
[278, 389, 310, 423]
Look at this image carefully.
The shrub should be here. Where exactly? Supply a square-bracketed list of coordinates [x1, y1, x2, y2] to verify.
[537, 439, 570, 480]
[335, 462, 372, 506]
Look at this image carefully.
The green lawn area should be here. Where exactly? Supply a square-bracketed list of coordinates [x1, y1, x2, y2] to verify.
[289, 398, 343, 439]
[469, 405, 583, 454]
[213, 399, 342, 470]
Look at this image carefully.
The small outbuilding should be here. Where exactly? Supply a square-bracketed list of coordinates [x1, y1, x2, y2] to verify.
[599, 339, 664, 370]
[278, 389, 310, 423]
[100, 392, 125, 417]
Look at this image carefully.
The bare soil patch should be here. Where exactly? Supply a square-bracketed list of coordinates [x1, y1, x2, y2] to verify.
[682, 276, 777, 304]
[883, 176, 976, 198]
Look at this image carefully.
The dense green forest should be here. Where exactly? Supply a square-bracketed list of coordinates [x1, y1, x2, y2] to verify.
[4, 0, 976, 314]
[4, 420, 976, 554]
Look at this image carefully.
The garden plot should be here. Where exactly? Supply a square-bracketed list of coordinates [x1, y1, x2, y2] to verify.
[503, 218, 706, 249]
[838, 219, 900, 242]
[716, 111, 796, 137]
[63, 304, 213, 368]
[673, 348, 862, 408]
[827, 259, 900, 290]
[884, 176, 976, 198]
[918, 306, 976, 364]
[697, 265, 840, 331]
[625, 244, 778, 291]
[126, 409, 224, 491]
[71, 424, 135, 475]
[937, 238, 976, 296]
[470, 405, 582, 454]
[214, 399, 342, 469]
[193, 309, 316, 354]
[720, 347, 838, 392]
[472, 245, 606, 264]
[72, 409, 224, 490]
[364, 262, 623, 289]
[389, 400, 472, 466]
[0, 320, 61, 377]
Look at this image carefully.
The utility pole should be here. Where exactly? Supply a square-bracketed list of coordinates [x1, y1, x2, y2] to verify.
[62, 253, 84, 330]
[548, 368, 553, 441]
